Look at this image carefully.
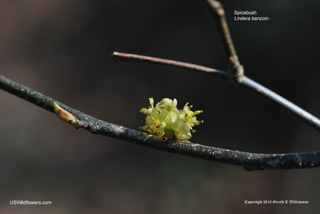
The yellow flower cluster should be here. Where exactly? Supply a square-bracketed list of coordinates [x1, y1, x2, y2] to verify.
[140, 98, 203, 141]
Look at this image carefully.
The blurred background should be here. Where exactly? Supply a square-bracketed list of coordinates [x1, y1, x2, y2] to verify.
[0, 0, 320, 213]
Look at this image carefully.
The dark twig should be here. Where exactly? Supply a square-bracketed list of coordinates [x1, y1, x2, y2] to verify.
[1, 74, 320, 171]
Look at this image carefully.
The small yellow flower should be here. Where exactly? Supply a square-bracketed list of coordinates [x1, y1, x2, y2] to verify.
[140, 98, 203, 141]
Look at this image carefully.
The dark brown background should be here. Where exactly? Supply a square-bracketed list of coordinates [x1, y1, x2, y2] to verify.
[1, 0, 320, 213]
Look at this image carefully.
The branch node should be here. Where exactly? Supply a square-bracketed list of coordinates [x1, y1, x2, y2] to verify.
[229, 56, 244, 82]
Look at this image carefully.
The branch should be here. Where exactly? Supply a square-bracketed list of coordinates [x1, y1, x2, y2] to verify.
[202, 0, 244, 81]
[1, 74, 320, 171]
[112, 52, 320, 132]
[112, 52, 228, 79]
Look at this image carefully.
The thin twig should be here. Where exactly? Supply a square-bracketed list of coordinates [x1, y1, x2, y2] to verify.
[112, 52, 228, 79]
[1, 74, 320, 171]
[202, 0, 244, 81]
[240, 77, 320, 131]
[111, 52, 320, 131]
